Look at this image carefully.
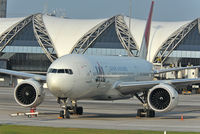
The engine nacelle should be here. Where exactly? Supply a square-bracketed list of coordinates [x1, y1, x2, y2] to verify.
[147, 83, 178, 112]
[14, 79, 45, 108]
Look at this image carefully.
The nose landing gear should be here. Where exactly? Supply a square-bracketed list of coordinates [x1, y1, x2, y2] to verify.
[59, 108, 70, 119]
[57, 98, 83, 119]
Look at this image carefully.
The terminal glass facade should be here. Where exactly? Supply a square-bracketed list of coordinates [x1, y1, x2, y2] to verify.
[159, 25, 200, 66]
[83, 23, 129, 56]
[1, 22, 51, 72]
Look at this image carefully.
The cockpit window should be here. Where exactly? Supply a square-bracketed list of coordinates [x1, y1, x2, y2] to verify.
[69, 69, 73, 74]
[65, 69, 73, 74]
[57, 69, 65, 73]
[48, 68, 73, 75]
[52, 69, 57, 73]
[48, 69, 53, 73]
[48, 68, 57, 73]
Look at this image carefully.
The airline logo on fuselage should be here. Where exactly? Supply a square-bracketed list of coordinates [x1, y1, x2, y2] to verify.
[95, 62, 105, 82]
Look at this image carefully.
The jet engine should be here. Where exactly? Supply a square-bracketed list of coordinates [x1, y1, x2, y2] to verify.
[147, 83, 179, 112]
[14, 79, 45, 108]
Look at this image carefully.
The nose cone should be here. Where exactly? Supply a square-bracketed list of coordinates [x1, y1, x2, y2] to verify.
[47, 73, 74, 98]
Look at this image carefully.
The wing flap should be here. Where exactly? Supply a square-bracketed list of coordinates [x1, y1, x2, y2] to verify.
[115, 78, 200, 95]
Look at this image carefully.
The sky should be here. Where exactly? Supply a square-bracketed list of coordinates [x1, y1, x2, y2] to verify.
[7, 0, 200, 21]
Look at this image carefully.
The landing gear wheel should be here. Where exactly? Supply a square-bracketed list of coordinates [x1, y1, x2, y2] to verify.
[65, 110, 70, 119]
[137, 109, 155, 117]
[76, 107, 83, 115]
[59, 110, 70, 119]
[147, 109, 155, 117]
[59, 110, 64, 118]
[135, 92, 156, 118]
[137, 109, 145, 117]
[57, 98, 83, 118]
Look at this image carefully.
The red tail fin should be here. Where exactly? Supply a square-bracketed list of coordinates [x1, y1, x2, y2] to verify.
[139, 1, 154, 59]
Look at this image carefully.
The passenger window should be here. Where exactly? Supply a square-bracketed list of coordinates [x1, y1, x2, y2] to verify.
[58, 69, 65, 73]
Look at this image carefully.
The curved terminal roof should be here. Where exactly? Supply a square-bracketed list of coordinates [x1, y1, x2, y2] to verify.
[124, 17, 190, 61]
[43, 15, 107, 57]
[0, 14, 193, 62]
[0, 17, 25, 35]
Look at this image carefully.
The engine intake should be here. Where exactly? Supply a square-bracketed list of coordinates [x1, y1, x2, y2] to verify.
[14, 79, 45, 108]
[16, 84, 36, 105]
[147, 83, 178, 112]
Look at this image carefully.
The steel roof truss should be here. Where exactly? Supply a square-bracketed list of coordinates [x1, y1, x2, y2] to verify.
[115, 15, 138, 56]
[33, 14, 57, 62]
[0, 15, 33, 52]
[71, 16, 115, 54]
[153, 19, 197, 64]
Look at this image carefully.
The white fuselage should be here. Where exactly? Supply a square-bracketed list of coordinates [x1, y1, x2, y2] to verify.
[46, 54, 153, 100]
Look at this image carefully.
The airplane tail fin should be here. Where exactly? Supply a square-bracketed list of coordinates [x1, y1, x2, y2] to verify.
[139, 1, 154, 60]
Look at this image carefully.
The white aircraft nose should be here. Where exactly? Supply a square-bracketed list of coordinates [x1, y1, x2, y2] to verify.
[47, 74, 73, 98]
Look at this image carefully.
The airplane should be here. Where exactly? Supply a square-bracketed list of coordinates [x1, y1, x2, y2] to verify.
[1, 1, 200, 119]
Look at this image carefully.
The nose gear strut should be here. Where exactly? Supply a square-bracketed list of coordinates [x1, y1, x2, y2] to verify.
[57, 98, 83, 119]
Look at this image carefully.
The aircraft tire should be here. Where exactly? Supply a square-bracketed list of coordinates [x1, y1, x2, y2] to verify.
[76, 107, 83, 115]
[137, 109, 145, 117]
[147, 109, 155, 117]
[59, 110, 64, 118]
[65, 110, 70, 119]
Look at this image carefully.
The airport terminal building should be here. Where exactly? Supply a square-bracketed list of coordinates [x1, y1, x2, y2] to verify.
[0, 13, 200, 73]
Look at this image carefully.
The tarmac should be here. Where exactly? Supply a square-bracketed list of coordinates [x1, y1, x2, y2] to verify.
[1, 87, 200, 132]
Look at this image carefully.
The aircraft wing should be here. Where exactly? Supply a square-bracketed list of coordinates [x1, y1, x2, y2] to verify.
[154, 66, 200, 74]
[114, 78, 200, 95]
[0, 68, 46, 81]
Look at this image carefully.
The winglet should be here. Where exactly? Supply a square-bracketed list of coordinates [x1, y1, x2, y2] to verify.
[139, 1, 154, 59]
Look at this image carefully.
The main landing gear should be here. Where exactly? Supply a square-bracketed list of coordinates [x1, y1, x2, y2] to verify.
[57, 98, 83, 119]
[135, 92, 155, 118]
